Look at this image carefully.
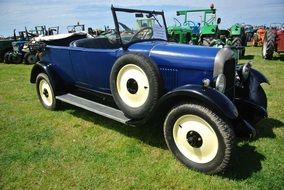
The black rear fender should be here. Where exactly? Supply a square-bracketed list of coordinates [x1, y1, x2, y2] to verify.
[30, 61, 64, 93]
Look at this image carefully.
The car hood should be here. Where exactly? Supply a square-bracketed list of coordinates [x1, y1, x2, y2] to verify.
[128, 41, 221, 71]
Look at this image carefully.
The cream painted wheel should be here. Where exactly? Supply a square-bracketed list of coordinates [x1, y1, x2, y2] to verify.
[36, 73, 59, 110]
[39, 79, 53, 107]
[116, 64, 149, 108]
[110, 53, 161, 119]
[164, 103, 235, 174]
[173, 114, 218, 163]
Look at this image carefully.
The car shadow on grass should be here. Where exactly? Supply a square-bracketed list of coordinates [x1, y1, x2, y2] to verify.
[222, 118, 283, 180]
[272, 54, 284, 61]
[60, 104, 283, 179]
[62, 103, 168, 150]
[241, 55, 255, 60]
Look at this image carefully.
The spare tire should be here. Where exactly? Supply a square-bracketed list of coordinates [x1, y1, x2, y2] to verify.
[110, 53, 162, 119]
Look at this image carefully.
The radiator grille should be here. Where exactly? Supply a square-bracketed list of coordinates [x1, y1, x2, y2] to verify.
[223, 59, 236, 100]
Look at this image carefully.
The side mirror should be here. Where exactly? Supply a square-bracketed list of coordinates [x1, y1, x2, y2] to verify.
[217, 18, 221, 24]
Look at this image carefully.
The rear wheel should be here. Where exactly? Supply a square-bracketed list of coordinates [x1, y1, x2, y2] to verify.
[232, 37, 244, 57]
[10, 54, 23, 64]
[164, 103, 235, 174]
[3, 52, 11, 63]
[24, 52, 38, 64]
[36, 73, 60, 110]
[262, 30, 275, 60]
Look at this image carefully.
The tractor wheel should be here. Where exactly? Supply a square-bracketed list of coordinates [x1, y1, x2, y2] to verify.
[252, 33, 258, 47]
[11, 54, 23, 64]
[110, 53, 162, 119]
[262, 30, 275, 60]
[24, 52, 38, 64]
[232, 37, 244, 57]
[36, 73, 60, 110]
[164, 103, 235, 174]
[3, 52, 11, 64]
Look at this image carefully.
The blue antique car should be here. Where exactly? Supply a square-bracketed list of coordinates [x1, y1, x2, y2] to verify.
[30, 7, 268, 174]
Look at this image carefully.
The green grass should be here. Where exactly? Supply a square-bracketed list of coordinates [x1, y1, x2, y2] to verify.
[0, 47, 284, 189]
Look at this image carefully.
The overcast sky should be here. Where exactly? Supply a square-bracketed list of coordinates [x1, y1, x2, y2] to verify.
[0, 0, 283, 36]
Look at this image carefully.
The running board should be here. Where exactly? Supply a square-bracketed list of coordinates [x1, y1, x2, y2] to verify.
[56, 93, 130, 124]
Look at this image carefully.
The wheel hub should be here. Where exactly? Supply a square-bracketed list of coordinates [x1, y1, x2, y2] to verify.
[126, 78, 138, 94]
[43, 88, 49, 98]
[186, 130, 203, 148]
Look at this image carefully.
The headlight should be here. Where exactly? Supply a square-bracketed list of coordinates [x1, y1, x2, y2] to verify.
[242, 63, 251, 81]
[215, 74, 226, 93]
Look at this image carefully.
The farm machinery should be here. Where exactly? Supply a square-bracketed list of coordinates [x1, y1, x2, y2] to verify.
[252, 26, 266, 47]
[262, 23, 284, 59]
[169, 4, 246, 58]
[0, 37, 13, 62]
[3, 28, 37, 64]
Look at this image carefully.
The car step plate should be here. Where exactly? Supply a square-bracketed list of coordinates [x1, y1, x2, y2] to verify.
[56, 93, 130, 124]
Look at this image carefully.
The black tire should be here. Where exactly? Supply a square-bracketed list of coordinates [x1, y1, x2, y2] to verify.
[110, 53, 162, 119]
[24, 52, 38, 64]
[3, 52, 11, 64]
[262, 30, 275, 60]
[232, 37, 244, 57]
[164, 103, 235, 174]
[11, 54, 23, 64]
[36, 73, 60, 110]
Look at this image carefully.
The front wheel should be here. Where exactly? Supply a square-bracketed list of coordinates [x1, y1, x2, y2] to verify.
[36, 73, 60, 110]
[164, 103, 235, 174]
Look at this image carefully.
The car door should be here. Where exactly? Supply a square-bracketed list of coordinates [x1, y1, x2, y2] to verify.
[69, 47, 121, 93]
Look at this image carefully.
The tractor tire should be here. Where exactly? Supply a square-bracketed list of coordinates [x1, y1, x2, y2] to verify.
[262, 30, 275, 60]
[110, 53, 162, 119]
[11, 54, 23, 64]
[3, 52, 11, 64]
[232, 37, 244, 57]
[164, 103, 235, 174]
[24, 52, 38, 64]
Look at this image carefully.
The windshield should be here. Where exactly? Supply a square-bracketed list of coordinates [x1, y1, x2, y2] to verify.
[112, 7, 168, 45]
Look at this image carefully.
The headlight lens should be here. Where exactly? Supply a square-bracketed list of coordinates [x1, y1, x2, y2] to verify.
[242, 63, 251, 81]
[215, 74, 226, 93]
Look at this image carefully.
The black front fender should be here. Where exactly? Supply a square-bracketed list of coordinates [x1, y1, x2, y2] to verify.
[157, 85, 239, 120]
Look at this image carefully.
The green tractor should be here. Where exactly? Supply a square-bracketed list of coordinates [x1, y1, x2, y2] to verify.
[227, 23, 247, 57]
[167, 11, 200, 44]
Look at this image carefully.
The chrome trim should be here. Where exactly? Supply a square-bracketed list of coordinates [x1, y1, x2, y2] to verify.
[213, 48, 234, 77]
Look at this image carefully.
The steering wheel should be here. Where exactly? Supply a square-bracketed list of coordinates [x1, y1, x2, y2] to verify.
[183, 21, 196, 28]
[130, 27, 153, 42]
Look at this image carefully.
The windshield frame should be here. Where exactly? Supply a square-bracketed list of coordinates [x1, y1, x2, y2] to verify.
[111, 6, 169, 49]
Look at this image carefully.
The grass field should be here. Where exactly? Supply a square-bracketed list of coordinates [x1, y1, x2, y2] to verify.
[0, 46, 283, 189]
